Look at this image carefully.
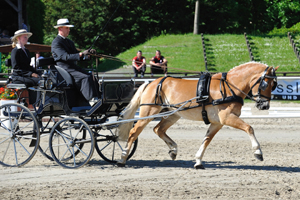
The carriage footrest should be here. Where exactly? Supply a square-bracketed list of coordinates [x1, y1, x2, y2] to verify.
[86, 100, 103, 116]
[71, 106, 92, 112]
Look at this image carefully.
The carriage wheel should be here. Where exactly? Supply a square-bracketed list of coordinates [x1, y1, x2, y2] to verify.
[95, 118, 138, 163]
[0, 103, 40, 167]
[49, 117, 94, 169]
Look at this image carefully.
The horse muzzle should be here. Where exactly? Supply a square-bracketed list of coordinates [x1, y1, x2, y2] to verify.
[255, 98, 270, 110]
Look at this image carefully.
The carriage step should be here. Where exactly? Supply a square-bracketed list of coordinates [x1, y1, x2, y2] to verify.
[7, 83, 27, 89]
[86, 100, 103, 116]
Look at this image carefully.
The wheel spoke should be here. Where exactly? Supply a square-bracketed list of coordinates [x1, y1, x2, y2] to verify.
[116, 140, 125, 152]
[74, 143, 88, 158]
[13, 137, 18, 165]
[1, 119, 11, 131]
[94, 117, 138, 163]
[49, 117, 94, 169]
[0, 135, 10, 144]
[59, 146, 72, 162]
[72, 147, 76, 167]
[1, 138, 12, 162]
[99, 140, 113, 151]
[111, 142, 115, 161]
[14, 138, 31, 156]
[0, 103, 40, 167]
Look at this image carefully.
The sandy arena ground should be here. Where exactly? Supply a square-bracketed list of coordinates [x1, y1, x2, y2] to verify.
[0, 102, 300, 199]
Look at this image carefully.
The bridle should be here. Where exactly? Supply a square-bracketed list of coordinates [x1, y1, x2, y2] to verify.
[250, 66, 277, 100]
[220, 66, 277, 108]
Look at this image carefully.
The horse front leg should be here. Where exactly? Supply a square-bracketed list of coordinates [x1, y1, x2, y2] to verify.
[194, 123, 223, 169]
[223, 113, 263, 162]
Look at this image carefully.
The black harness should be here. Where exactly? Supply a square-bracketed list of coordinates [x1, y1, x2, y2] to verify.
[139, 66, 277, 125]
[198, 72, 243, 124]
[140, 75, 244, 125]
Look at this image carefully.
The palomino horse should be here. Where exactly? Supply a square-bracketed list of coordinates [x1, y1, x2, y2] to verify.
[117, 62, 279, 169]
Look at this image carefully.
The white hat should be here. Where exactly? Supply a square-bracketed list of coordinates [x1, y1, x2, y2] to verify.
[54, 18, 74, 28]
[11, 29, 32, 42]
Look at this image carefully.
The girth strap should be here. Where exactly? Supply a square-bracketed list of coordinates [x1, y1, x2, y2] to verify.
[155, 76, 168, 105]
[220, 73, 227, 100]
[202, 102, 210, 125]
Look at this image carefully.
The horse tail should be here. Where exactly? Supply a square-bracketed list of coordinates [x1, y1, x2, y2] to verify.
[117, 82, 148, 141]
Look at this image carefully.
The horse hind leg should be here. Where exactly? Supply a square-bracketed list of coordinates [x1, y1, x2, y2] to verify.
[153, 114, 181, 160]
[117, 105, 162, 167]
[117, 118, 153, 167]
[194, 123, 223, 169]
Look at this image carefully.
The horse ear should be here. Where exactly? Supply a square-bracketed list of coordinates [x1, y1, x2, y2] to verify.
[274, 66, 279, 71]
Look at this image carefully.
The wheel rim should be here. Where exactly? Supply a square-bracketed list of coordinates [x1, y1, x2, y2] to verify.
[49, 117, 94, 169]
[0, 103, 40, 167]
[95, 121, 138, 163]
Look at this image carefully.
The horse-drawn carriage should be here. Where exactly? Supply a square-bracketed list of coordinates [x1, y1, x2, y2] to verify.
[0, 57, 138, 169]
[0, 58, 279, 169]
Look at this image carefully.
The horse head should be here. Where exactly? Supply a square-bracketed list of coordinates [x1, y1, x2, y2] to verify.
[250, 65, 279, 110]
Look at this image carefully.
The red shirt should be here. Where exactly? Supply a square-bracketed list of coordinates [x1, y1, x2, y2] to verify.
[152, 56, 167, 66]
[133, 56, 145, 66]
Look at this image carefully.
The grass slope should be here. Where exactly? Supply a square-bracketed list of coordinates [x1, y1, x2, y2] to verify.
[98, 33, 300, 73]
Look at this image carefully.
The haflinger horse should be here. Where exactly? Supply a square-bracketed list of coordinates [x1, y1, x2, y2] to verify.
[117, 62, 279, 169]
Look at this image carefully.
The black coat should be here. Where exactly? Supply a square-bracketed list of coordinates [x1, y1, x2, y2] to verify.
[11, 47, 38, 77]
[51, 35, 82, 70]
[51, 35, 97, 101]
[11, 47, 40, 86]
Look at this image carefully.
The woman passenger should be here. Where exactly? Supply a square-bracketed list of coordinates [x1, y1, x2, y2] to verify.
[11, 29, 41, 86]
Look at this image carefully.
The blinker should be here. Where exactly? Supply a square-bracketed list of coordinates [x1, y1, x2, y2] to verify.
[259, 80, 268, 91]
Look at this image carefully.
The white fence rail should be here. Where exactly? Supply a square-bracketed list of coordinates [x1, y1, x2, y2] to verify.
[134, 107, 300, 119]
[240, 107, 300, 119]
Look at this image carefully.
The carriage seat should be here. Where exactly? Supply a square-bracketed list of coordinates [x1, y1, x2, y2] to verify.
[4, 59, 27, 89]
[57, 66, 91, 113]
[38, 57, 92, 112]
[36, 57, 74, 87]
[55, 66, 74, 86]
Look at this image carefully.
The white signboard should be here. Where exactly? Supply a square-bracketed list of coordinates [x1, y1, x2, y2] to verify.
[272, 77, 300, 100]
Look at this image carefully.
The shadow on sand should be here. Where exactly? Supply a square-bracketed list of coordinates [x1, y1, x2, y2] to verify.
[87, 159, 300, 172]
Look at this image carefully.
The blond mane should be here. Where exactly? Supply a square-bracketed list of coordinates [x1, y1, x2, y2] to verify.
[228, 61, 268, 73]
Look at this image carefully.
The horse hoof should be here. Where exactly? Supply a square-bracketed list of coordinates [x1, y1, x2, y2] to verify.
[117, 162, 126, 167]
[168, 151, 177, 160]
[254, 154, 264, 161]
[194, 164, 205, 170]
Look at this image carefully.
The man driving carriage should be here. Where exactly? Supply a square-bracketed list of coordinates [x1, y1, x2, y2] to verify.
[51, 18, 99, 102]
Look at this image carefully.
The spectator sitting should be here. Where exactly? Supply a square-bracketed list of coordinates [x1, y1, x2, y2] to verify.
[132, 50, 146, 78]
[149, 50, 168, 78]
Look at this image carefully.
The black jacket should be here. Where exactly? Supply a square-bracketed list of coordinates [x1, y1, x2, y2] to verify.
[11, 47, 38, 77]
[51, 35, 82, 70]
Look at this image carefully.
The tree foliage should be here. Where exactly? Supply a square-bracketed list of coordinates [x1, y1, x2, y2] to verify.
[42, 0, 194, 55]
[40, 0, 300, 56]
[27, 0, 45, 43]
